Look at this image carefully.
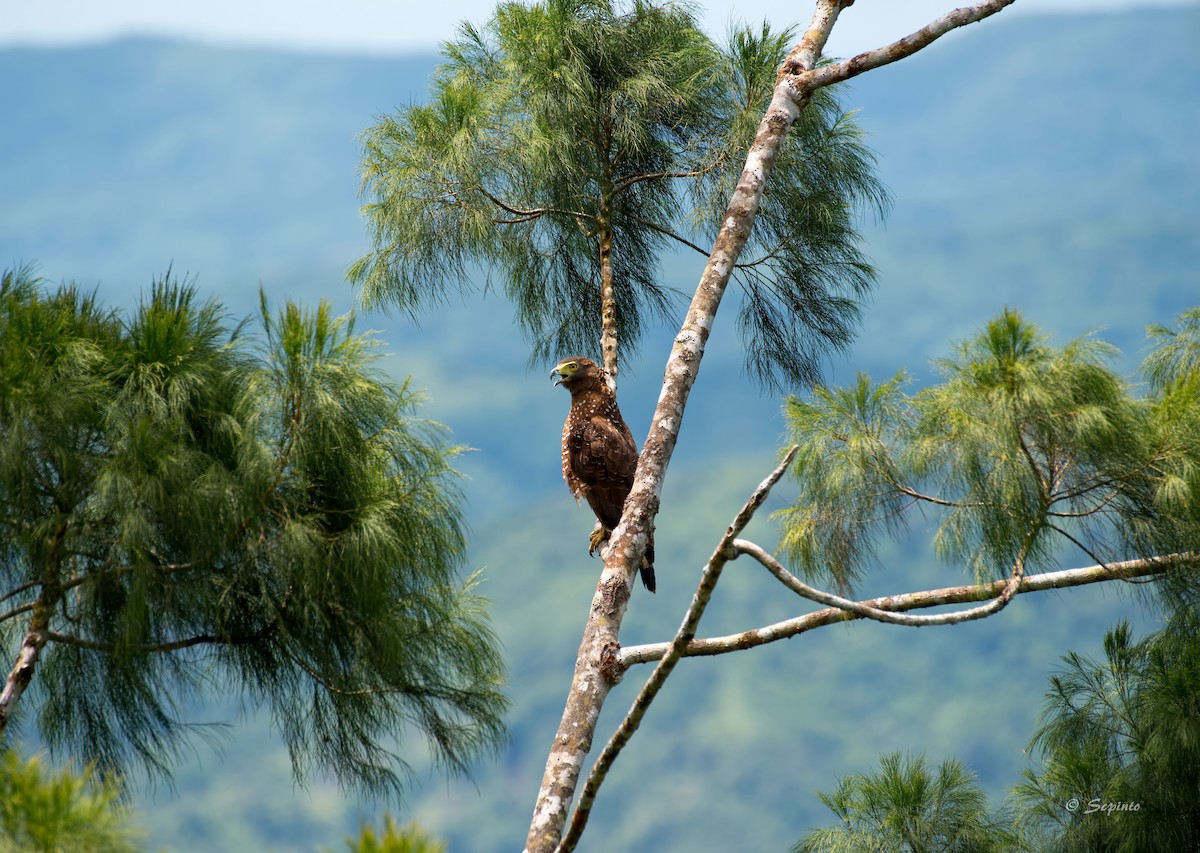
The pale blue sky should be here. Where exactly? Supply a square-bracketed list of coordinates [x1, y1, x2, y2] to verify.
[2, 1, 1193, 58]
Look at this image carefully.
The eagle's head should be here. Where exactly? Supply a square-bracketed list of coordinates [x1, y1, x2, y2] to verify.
[550, 357, 599, 388]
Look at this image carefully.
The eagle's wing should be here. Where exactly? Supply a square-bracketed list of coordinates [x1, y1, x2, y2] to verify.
[566, 414, 638, 532]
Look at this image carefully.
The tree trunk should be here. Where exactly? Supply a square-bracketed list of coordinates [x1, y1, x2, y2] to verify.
[0, 610, 50, 734]
[598, 208, 619, 388]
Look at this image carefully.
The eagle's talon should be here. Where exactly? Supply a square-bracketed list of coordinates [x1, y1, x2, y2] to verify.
[588, 526, 610, 556]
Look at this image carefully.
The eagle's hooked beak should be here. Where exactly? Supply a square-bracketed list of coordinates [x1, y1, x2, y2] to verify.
[551, 368, 565, 387]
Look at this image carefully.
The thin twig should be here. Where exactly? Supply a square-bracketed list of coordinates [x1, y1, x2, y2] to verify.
[612, 160, 722, 194]
[0, 578, 40, 605]
[0, 601, 36, 624]
[625, 212, 712, 258]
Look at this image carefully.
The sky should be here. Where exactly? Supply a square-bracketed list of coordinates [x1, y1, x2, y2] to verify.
[2, 0, 1194, 58]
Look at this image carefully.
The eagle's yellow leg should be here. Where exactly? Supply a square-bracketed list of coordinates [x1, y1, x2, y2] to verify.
[588, 524, 610, 556]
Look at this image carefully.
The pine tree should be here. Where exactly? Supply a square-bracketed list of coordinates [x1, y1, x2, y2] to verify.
[351, 0, 887, 388]
[0, 268, 507, 796]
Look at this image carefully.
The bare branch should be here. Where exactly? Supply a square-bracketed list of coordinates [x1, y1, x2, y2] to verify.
[612, 160, 723, 194]
[42, 619, 280, 655]
[732, 538, 1023, 627]
[618, 555, 1191, 667]
[557, 447, 799, 852]
[478, 186, 549, 220]
[0, 621, 48, 734]
[1046, 521, 1115, 570]
[475, 186, 598, 228]
[894, 482, 974, 509]
[43, 631, 216, 654]
[790, 0, 1018, 94]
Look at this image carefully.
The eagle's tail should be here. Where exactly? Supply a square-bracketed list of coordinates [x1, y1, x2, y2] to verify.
[639, 535, 656, 594]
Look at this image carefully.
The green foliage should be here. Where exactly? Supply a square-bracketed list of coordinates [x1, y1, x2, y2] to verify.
[334, 815, 446, 853]
[793, 751, 1019, 852]
[1013, 611, 1200, 851]
[1144, 306, 1200, 393]
[351, 0, 887, 388]
[0, 749, 144, 853]
[0, 267, 507, 796]
[777, 308, 1200, 592]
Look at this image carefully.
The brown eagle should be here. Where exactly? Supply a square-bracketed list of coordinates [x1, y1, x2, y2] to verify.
[551, 357, 655, 593]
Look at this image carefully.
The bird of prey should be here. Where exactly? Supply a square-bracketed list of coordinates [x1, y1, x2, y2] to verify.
[551, 357, 655, 593]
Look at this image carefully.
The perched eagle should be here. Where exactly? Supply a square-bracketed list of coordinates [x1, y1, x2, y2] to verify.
[551, 357, 656, 593]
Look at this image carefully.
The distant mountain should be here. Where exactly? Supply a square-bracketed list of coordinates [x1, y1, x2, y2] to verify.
[1, 7, 1197, 852]
[0, 39, 433, 307]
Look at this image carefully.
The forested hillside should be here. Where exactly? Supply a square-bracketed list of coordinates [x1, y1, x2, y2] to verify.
[1, 7, 1196, 851]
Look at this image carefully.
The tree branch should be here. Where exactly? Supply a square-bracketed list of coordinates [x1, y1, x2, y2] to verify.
[612, 160, 723, 194]
[618, 555, 1192, 667]
[0, 601, 36, 624]
[0, 578, 40, 605]
[0, 609, 50, 735]
[287, 649, 393, 697]
[731, 538, 1024, 627]
[478, 186, 549, 220]
[626, 213, 713, 259]
[788, 0, 1018, 94]
[42, 619, 280, 655]
[556, 448, 799, 852]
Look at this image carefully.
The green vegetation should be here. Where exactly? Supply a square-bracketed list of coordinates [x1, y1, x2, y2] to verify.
[779, 308, 1200, 593]
[333, 815, 445, 853]
[790, 305, 1200, 852]
[352, 0, 886, 387]
[0, 749, 145, 853]
[1015, 609, 1200, 851]
[794, 752, 1018, 853]
[795, 606, 1200, 853]
[0, 269, 506, 797]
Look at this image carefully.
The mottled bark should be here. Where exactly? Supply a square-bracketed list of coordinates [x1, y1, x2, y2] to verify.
[598, 216, 619, 388]
[0, 608, 50, 734]
[524, 2, 1018, 850]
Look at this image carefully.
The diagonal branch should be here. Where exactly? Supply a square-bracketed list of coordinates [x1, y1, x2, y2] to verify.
[618, 554, 1193, 667]
[556, 447, 799, 852]
[0, 601, 36, 624]
[612, 159, 724, 194]
[478, 186, 549, 220]
[1046, 521, 1114, 570]
[0, 578, 40, 605]
[626, 212, 713, 258]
